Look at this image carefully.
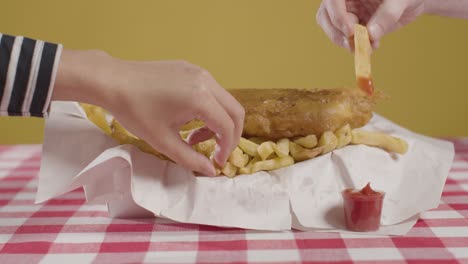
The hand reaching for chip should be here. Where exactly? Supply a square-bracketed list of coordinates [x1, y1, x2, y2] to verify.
[52, 50, 244, 177]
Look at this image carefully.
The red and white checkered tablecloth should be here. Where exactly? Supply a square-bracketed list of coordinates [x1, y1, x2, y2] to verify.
[0, 140, 467, 264]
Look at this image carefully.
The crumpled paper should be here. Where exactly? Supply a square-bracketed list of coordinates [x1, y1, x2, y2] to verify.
[36, 101, 454, 235]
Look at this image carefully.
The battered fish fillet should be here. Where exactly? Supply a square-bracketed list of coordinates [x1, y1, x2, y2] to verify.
[228, 88, 378, 139]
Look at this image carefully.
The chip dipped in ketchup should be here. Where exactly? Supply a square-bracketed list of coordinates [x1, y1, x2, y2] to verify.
[342, 183, 385, 232]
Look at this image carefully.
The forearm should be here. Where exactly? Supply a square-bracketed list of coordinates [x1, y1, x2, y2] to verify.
[425, 0, 468, 19]
[51, 49, 118, 110]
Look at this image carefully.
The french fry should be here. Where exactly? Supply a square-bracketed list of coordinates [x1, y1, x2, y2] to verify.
[133, 139, 169, 160]
[354, 24, 374, 95]
[351, 130, 408, 154]
[111, 119, 138, 144]
[243, 154, 250, 164]
[193, 139, 216, 158]
[289, 141, 323, 162]
[257, 141, 276, 160]
[294, 134, 318, 149]
[181, 119, 204, 131]
[239, 137, 259, 157]
[248, 137, 269, 145]
[111, 119, 168, 160]
[238, 166, 250, 175]
[318, 131, 338, 154]
[80, 103, 112, 136]
[229, 147, 249, 168]
[251, 156, 294, 173]
[222, 161, 238, 178]
[238, 155, 260, 175]
[274, 138, 290, 158]
[335, 124, 352, 149]
[179, 130, 192, 140]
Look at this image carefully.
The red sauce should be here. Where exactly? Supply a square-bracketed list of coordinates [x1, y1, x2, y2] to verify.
[357, 76, 374, 96]
[342, 183, 384, 232]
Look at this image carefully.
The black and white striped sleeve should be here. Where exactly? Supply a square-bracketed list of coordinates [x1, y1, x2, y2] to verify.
[0, 33, 63, 118]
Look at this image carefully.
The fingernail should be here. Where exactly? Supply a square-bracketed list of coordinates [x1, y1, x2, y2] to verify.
[200, 160, 216, 176]
[367, 24, 383, 42]
[372, 40, 380, 50]
[344, 24, 354, 38]
[204, 162, 216, 177]
[212, 144, 223, 165]
[186, 134, 195, 145]
[343, 38, 351, 51]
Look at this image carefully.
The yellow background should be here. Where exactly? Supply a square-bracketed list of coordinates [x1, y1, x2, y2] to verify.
[1, 0, 467, 144]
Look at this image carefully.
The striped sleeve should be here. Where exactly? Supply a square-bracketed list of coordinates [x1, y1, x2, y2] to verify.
[0, 33, 63, 118]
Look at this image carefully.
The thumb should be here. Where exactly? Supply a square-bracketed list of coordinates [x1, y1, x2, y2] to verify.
[150, 128, 217, 176]
[367, 1, 406, 42]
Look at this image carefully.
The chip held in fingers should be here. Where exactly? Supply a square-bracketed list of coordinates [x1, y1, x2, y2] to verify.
[354, 24, 374, 96]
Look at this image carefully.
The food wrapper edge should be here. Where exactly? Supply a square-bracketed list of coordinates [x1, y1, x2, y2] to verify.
[35, 101, 455, 235]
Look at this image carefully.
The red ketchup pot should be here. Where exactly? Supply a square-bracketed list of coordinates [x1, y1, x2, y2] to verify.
[342, 183, 385, 232]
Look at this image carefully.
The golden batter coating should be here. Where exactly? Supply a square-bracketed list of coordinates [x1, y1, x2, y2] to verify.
[228, 88, 378, 139]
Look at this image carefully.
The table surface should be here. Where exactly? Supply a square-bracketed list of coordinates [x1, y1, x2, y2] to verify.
[0, 140, 467, 264]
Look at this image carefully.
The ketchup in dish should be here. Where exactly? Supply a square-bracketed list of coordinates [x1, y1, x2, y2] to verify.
[342, 183, 384, 232]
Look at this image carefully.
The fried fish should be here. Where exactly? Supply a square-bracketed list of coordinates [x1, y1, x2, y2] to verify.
[228, 88, 379, 139]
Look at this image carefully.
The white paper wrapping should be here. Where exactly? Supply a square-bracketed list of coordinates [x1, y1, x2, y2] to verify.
[36, 102, 454, 235]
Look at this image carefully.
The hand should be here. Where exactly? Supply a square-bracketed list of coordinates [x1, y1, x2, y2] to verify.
[316, 0, 425, 50]
[53, 50, 245, 176]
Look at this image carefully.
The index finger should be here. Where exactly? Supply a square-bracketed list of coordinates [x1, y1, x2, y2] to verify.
[367, 1, 406, 41]
[149, 128, 217, 176]
[325, 0, 354, 37]
[194, 90, 236, 167]
[205, 75, 245, 150]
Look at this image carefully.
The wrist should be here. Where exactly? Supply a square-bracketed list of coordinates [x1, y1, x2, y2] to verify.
[52, 49, 118, 110]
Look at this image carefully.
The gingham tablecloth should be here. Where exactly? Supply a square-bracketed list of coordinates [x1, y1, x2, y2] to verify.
[0, 140, 467, 264]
